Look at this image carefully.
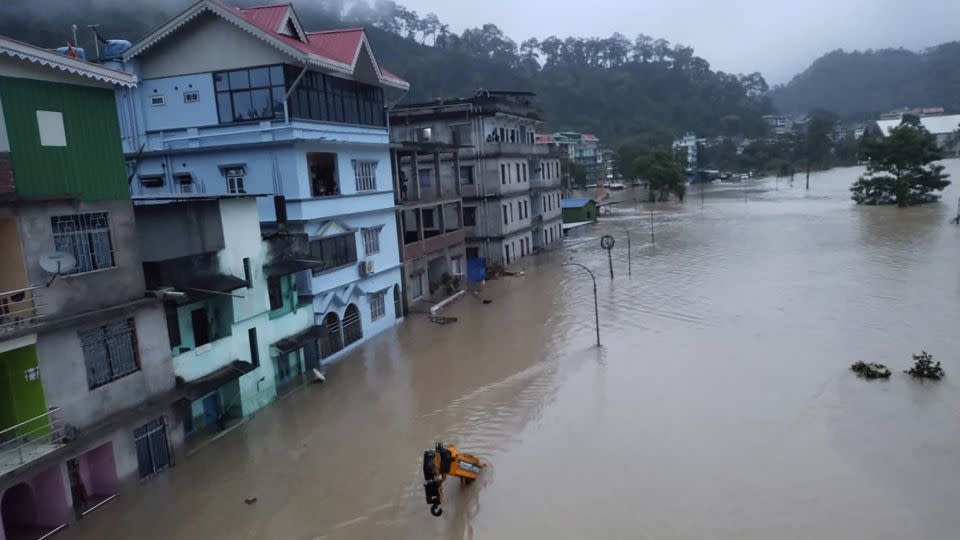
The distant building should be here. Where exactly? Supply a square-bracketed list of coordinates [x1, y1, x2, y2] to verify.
[391, 91, 563, 267]
[672, 133, 698, 169]
[1, 35, 181, 535]
[875, 114, 960, 155]
[537, 132, 615, 186]
[762, 114, 794, 136]
[561, 198, 598, 224]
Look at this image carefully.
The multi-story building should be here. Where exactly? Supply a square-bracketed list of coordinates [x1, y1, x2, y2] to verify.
[109, 0, 408, 364]
[537, 132, 616, 186]
[134, 195, 316, 441]
[391, 91, 563, 266]
[391, 143, 466, 312]
[672, 133, 698, 170]
[0, 36, 182, 537]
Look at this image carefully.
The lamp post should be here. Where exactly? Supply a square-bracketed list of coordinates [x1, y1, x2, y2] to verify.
[562, 263, 600, 347]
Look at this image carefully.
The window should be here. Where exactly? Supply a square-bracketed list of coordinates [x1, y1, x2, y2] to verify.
[370, 291, 386, 321]
[36, 110, 66, 146]
[452, 124, 472, 145]
[285, 68, 384, 126]
[500, 164, 506, 185]
[466, 247, 480, 259]
[498, 127, 506, 142]
[175, 173, 193, 193]
[524, 201, 529, 219]
[309, 233, 358, 272]
[191, 307, 211, 347]
[451, 256, 463, 276]
[394, 284, 402, 318]
[267, 276, 284, 310]
[223, 166, 245, 194]
[342, 304, 362, 346]
[416, 127, 433, 142]
[51, 213, 114, 274]
[80, 318, 139, 389]
[522, 163, 528, 182]
[459, 165, 475, 185]
[139, 175, 164, 188]
[149, 96, 166, 107]
[463, 207, 477, 227]
[214, 65, 284, 123]
[503, 205, 508, 225]
[353, 161, 377, 192]
[515, 163, 521, 184]
[418, 168, 433, 189]
[510, 202, 514, 221]
[183, 91, 199, 103]
[422, 209, 436, 228]
[248, 327, 259, 367]
[243, 257, 252, 288]
[134, 418, 169, 479]
[411, 272, 424, 299]
[308, 153, 338, 197]
[362, 227, 380, 255]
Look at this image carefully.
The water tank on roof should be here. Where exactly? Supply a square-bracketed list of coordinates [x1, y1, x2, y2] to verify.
[101, 40, 132, 60]
[55, 46, 86, 59]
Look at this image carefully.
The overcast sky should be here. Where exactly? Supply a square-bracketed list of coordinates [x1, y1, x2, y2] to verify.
[397, 0, 960, 85]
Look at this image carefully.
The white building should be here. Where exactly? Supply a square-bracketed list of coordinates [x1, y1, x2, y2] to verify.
[672, 133, 698, 169]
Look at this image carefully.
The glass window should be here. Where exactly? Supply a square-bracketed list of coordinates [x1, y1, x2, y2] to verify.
[251, 89, 271, 118]
[308, 153, 339, 197]
[51, 212, 114, 273]
[370, 291, 386, 321]
[249, 67, 271, 88]
[214, 72, 229, 91]
[354, 161, 377, 192]
[362, 227, 380, 255]
[309, 233, 358, 273]
[217, 91, 233, 122]
[463, 207, 477, 226]
[460, 165, 474, 185]
[80, 318, 139, 389]
[214, 66, 286, 123]
[228, 70, 250, 89]
[232, 91, 253, 121]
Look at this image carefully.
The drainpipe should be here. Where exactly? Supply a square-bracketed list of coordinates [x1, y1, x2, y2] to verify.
[283, 65, 309, 124]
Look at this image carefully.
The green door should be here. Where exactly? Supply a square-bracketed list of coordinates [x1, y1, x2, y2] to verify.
[0, 345, 50, 438]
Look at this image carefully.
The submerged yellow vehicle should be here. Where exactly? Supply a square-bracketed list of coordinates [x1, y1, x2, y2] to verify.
[422, 442, 486, 517]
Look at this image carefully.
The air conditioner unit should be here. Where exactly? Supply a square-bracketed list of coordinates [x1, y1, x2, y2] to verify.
[359, 259, 374, 276]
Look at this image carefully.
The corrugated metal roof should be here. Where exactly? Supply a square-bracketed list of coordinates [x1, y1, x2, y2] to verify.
[307, 29, 364, 66]
[236, 4, 289, 34]
[561, 198, 595, 208]
[876, 114, 960, 136]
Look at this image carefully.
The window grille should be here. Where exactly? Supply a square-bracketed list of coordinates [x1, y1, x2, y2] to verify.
[80, 317, 139, 389]
[370, 291, 386, 320]
[51, 212, 114, 274]
[362, 228, 380, 255]
[342, 304, 362, 346]
[353, 161, 377, 192]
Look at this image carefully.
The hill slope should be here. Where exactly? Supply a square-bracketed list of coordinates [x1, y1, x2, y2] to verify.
[770, 43, 960, 117]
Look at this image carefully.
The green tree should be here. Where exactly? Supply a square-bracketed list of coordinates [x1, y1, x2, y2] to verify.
[851, 120, 950, 206]
[635, 147, 686, 202]
[568, 161, 588, 187]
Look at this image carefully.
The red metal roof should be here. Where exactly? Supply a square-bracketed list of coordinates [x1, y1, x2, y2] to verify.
[211, 0, 406, 84]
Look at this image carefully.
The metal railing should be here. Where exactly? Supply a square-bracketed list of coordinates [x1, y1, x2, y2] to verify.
[0, 286, 46, 336]
[0, 408, 66, 475]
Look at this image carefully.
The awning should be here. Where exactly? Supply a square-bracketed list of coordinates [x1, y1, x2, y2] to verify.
[176, 360, 256, 401]
[263, 259, 318, 279]
[273, 326, 324, 356]
[176, 274, 248, 303]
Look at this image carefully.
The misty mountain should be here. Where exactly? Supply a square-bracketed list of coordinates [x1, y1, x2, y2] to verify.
[0, 0, 772, 146]
[770, 43, 960, 118]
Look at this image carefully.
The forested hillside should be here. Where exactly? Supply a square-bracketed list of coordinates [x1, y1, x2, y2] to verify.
[0, 0, 773, 146]
[770, 43, 960, 118]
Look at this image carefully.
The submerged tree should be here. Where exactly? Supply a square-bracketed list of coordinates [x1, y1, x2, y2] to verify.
[635, 148, 686, 202]
[851, 118, 950, 206]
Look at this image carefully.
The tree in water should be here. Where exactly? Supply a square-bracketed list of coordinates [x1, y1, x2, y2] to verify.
[635, 148, 686, 202]
[851, 116, 950, 206]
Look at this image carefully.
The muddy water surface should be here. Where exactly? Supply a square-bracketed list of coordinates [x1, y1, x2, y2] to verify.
[67, 162, 960, 540]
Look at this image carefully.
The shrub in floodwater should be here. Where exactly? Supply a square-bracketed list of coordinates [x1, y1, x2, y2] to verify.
[905, 351, 945, 380]
[850, 361, 891, 379]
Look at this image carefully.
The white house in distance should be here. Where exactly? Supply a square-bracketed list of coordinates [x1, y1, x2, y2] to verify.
[107, 0, 409, 366]
[672, 133, 698, 170]
[875, 114, 960, 156]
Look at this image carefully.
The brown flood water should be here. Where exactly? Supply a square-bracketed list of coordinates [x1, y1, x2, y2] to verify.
[66, 161, 960, 540]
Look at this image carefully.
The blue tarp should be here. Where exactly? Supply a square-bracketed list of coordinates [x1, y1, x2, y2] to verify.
[560, 198, 595, 209]
[467, 257, 487, 282]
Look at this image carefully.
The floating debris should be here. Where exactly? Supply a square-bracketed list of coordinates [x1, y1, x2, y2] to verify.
[430, 315, 458, 325]
[850, 361, 891, 379]
[244, 496, 258, 505]
[905, 351, 944, 380]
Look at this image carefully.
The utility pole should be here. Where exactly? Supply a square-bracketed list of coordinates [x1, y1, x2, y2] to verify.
[649, 210, 655, 244]
[562, 263, 601, 347]
[626, 229, 632, 279]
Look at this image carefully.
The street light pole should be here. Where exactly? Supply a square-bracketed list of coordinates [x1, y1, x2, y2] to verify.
[562, 263, 600, 347]
[649, 210, 655, 244]
[627, 229, 632, 279]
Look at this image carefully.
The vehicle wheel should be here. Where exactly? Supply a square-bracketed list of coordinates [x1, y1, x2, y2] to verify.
[430, 503, 443, 517]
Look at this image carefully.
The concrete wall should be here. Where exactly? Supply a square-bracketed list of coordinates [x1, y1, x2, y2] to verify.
[135, 200, 225, 262]
[0, 217, 26, 293]
[35, 303, 174, 431]
[15, 199, 146, 318]
[137, 13, 289, 80]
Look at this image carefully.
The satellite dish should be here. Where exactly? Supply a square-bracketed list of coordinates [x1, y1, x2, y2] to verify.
[39, 251, 77, 274]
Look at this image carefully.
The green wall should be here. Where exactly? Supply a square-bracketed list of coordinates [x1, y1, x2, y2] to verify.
[0, 345, 50, 436]
[562, 203, 598, 224]
[0, 76, 128, 200]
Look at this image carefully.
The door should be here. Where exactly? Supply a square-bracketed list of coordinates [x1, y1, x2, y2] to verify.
[67, 459, 87, 519]
[202, 394, 221, 431]
[134, 418, 170, 479]
[191, 308, 210, 346]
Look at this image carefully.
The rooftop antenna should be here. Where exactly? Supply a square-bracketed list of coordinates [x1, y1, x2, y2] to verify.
[71, 25, 78, 49]
[87, 24, 101, 59]
[39, 251, 77, 287]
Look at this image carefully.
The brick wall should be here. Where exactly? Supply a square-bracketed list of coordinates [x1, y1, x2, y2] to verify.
[0, 153, 14, 194]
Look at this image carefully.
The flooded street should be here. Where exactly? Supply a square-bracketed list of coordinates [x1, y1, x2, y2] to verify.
[66, 161, 960, 540]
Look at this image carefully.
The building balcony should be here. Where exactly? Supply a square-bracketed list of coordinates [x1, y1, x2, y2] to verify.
[403, 230, 465, 261]
[0, 286, 45, 339]
[0, 407, 66, 477]
[479, 142, 550, 157]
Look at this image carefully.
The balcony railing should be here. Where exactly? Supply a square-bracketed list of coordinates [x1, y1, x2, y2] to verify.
[0, 408, 66, 476]
[0, 286, 46, 337]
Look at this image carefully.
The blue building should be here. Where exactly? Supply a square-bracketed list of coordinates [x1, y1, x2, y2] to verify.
[109, 0, 408, 365]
